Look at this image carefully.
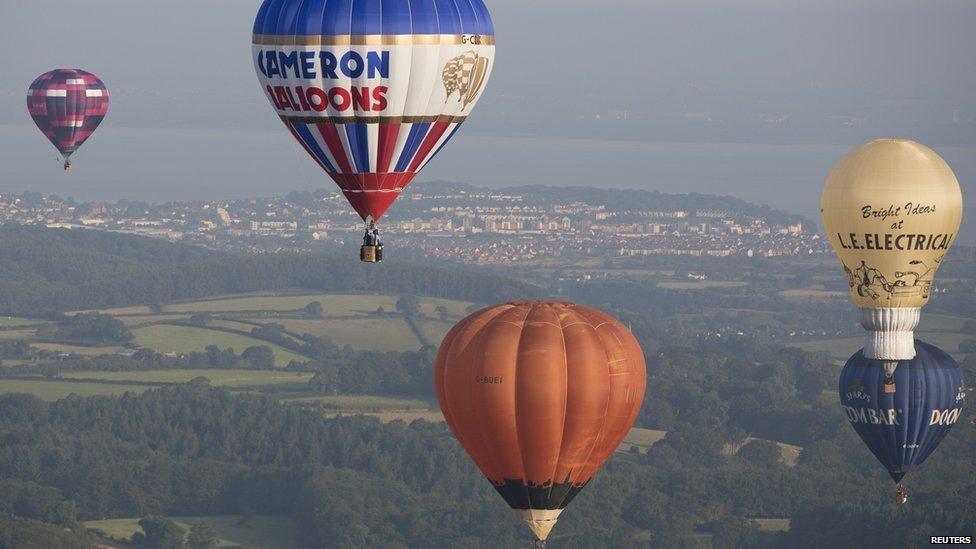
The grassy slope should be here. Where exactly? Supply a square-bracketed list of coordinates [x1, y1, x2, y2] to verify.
[68, 369, 313, 387]
[131, 325, 307, 366]
[85, 515, 300, 549]
[0, 379, 151, 401]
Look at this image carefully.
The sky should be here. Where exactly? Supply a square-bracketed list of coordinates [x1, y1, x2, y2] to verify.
[0, 0, 973, 237]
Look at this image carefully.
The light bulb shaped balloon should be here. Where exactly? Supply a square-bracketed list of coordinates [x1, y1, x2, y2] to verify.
[821, 139, 963, 362]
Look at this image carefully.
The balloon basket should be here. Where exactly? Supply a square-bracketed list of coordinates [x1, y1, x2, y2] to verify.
[896, 486, 908, 506]
[360, 245, 382, 263]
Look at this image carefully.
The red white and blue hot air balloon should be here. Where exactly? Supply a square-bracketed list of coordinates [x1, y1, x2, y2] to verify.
[27, 69, 109, 172]
[252, 0, 495, 261]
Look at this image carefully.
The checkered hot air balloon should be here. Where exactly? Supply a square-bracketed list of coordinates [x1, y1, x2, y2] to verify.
[252, 0, 495, 231]
[27, 69, 109, 171]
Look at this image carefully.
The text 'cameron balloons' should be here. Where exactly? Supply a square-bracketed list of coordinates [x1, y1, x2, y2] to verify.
[839, 341, 966, 484]
[436, 302, 647, 543]
[27, 69, 109, 171]
[252, 0, 495, 223]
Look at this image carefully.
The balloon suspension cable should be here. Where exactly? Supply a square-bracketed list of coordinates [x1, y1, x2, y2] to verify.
[883, 361, 898, 393]
[532, 540, 547, 549]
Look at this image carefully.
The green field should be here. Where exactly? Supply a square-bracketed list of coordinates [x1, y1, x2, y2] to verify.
[412, 318, 455, 346]
[31, 342, 125, 356]
[116, 314, 190, 327]
[795, 330, 974, 360]
[131, 325, 307, 366]
[753, 518, 792, 532]
[163, 293, 471, 318]
[778, 289, 846, 299]
[726, 437, 802, 467]
[85, 515, 300, 549]
[919, 314, 973, 333]
[0, 329, 40, 340]
[0, 379, 150, 401]
[0, 316, 47, 327]
[620, 427, 668, 453]
[261, 317, 421, 352]
[657, 280, 748, 290]
[286, 394, 432, 411]
[69, 369, 313, 387]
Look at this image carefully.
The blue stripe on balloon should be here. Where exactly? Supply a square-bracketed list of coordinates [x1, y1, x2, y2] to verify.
[408, 0, 439, 34]
[352, 0, 382, 35]
[432, 0, 463, 34]
[292, 123, 337, 173]
[297, 0, 328, 34]
[254, 0, 494, 37]
[394, 123, 430, 172]
[382, 0, 414, 34]
[322, 0, 354, 36]
[345, 124, 371, 173]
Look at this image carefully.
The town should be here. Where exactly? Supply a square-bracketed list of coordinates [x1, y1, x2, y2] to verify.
[0, 182, 830, 263]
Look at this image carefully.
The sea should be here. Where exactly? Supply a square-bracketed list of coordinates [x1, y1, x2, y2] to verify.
[1, 124, 974, 244]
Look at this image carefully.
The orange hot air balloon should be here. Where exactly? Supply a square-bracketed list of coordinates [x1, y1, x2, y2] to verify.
[435, 301, 647, 544]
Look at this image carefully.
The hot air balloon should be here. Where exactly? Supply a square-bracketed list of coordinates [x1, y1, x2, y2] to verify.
[27, 69, 109, 172]
[252, 0, 495, 262]
[839, 341, 966, 502]
[822, 140, 963, 383]
[435, 301, 647, 545]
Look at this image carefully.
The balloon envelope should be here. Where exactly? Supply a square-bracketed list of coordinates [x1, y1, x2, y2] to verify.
[839, 341, 966, 482]
[252, 0, 495, 221]
[27, 69, 109, 160]
[821, 139, 963, 311]
[435, 301, 646, 541]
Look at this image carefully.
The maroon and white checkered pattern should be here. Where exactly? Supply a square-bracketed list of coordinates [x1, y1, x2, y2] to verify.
[27, 68, 109, 157]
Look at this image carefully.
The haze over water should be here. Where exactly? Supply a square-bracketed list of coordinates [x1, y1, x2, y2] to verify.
[1, 0, 974, 241]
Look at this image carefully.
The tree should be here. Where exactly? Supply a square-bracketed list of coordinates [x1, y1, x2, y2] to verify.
[40, 312, 133, 345]
[51, 500, 77, 528]
[963, 320, 976, 335]
[304, 301, 324, 318]
[188, 313, 213, 327]
[309, 370, 339, 395]
[738, 439, 782, 468]
[186, 521, 220, 549]
[396, 295, 421, 318]
[959, 339, 976, 354]
[435, 305, 450, 322]
[242, 346, 275, 369]
[138, 516, 185, 549]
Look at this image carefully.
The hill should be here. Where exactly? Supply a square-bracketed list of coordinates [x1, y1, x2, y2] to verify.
[0, 226, 544, 315]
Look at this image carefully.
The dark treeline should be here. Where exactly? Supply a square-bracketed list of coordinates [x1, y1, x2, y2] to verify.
[0, 380, 972, 548]
[0, 225, 544, 316]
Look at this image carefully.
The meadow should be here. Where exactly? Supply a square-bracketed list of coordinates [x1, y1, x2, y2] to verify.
[0, 379, 151, 401]
[68, 369, 313, 387]
[85, 515, 301, 549]
[130, 324, 307, 366]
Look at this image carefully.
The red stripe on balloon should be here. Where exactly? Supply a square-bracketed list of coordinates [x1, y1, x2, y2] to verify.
[376, 123, 400, 174]
[407, 121, 450, 172]
[316, 123, 353, 174]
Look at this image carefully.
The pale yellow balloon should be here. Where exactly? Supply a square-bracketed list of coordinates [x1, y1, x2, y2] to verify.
[821, 139, 963, 310]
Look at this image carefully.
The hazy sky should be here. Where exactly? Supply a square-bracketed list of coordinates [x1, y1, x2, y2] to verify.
[0, 0, 973, 235]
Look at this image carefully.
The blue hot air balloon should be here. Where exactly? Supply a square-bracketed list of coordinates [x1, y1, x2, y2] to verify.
[839, 340, 966, 498]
